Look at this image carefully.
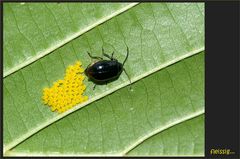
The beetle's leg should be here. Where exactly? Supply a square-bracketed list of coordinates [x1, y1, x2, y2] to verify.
[93, 84, 97, 90]
[111, 51, 115, 60]
[123, 68, 132, 90]
[122, 46, 129, 66]
[84, 64, 90, 76]
[87, 51, 103, 60]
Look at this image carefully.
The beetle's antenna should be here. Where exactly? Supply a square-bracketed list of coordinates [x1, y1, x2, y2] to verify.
[102, 47, 105, 54]
[122, 47, 129, 66]
[87, 51, 103, 60]
[123, 68, 132, 90]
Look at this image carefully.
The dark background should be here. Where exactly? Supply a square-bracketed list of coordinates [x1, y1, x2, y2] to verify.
[205, 2, 239, 158]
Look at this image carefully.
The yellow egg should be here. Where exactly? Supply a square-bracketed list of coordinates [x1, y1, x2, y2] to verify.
[42, 61, 88, 113]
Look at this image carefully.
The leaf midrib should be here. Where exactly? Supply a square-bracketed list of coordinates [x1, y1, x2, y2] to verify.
[3, 47, 204, 154]
[3, 3, 139, 78]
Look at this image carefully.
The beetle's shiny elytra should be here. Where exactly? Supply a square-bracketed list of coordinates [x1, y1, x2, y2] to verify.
[84, 47, 131, 89]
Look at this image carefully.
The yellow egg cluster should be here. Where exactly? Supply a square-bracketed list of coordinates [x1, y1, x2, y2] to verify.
[42, 61, 88, 113]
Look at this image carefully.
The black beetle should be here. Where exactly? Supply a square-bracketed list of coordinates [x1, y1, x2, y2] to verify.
[84, 47, 131, 89]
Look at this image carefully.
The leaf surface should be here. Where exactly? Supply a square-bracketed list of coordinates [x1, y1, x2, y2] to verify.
[6, 52, 204, 156]
[4, 3, 138, 77]
[3, 3, 204, 156]
[127, 115, 204, 156]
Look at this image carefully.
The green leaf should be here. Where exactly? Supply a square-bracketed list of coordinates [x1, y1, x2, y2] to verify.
[6, 52, 204, 156]
[3, 2, 138, 77]
[3, 2, 204, 156]
[127, 115, 204, 156]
